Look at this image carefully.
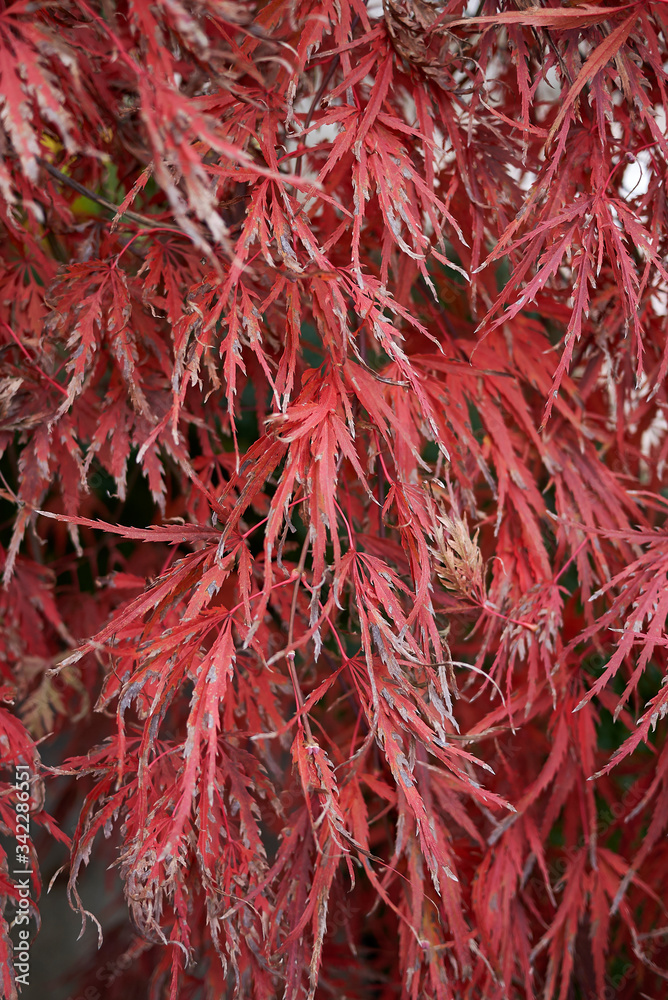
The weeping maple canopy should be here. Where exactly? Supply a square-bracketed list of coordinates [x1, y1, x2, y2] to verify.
[1, 1, 668, 998]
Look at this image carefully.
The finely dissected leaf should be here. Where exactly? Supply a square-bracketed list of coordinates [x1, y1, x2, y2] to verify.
[2, 2, 668, 999]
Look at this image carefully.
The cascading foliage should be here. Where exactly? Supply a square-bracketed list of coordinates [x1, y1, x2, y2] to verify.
[1, 1, 668, 998]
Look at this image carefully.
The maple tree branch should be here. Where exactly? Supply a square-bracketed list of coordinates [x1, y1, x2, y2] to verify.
[38, 158, 185, 235]
[295, 62, 340, 180]
[296, 14, 360, 177]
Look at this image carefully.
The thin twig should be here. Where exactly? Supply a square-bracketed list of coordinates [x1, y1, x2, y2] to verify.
[2, 320, 68, 397]
[295, 14, 360, 177]
[38, 158, 185, 235]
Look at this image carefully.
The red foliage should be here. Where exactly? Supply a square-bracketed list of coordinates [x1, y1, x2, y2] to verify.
[2, 1, 668, 997]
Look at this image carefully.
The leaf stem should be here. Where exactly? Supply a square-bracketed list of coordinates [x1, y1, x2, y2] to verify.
[1, 321, 68, 397]
[287, 536, 314, 742]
